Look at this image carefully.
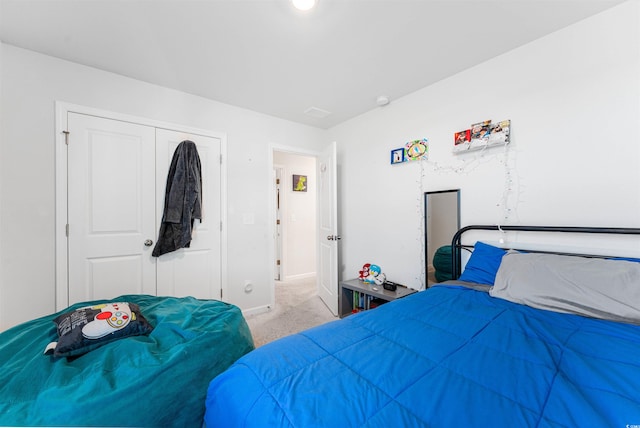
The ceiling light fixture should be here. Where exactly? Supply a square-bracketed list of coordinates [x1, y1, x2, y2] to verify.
[292, 0, 317, 11]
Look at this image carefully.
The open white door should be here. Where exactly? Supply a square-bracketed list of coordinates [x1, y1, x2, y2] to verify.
[317, 141, 339, 315]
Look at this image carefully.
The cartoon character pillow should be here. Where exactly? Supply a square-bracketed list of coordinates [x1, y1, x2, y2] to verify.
[45, 302, 153, 358]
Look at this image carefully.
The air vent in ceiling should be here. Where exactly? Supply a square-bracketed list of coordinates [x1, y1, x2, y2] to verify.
[304, 107, 332, 118]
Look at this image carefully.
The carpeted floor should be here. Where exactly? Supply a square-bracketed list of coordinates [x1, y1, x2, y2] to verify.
[245, 276, 337, 347]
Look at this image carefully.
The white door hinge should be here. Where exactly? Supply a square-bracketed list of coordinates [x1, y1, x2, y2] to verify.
[65, 224, 69, 237]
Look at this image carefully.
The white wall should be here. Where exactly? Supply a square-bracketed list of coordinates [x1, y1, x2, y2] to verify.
[1, 2, 639, 329]
[273, 152, 317, 279]
[330, 2, 640, 290]
[0, 43, 326, 329]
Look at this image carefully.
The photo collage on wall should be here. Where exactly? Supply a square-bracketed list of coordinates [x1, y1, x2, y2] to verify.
[390, 138, 428, 165]
[453, 119, 510, 153]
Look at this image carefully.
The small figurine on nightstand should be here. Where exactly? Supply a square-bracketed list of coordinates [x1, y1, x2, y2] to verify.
[363, 264, 386, 286]
[358, 263, 371, 280]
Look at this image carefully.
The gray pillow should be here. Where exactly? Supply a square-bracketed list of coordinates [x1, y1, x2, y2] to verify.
[490, 251, 640, 324]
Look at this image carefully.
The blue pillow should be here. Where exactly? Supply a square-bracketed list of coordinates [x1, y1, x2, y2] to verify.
[458, 241, 507, 285]
[610, 257, 640, 263]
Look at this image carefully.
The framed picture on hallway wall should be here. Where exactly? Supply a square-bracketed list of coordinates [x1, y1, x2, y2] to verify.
[293, 175, 307, 192]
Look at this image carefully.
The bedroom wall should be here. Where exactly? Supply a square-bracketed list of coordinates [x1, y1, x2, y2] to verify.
[273, 151, 317, 280]
[0, 44, 326, 330]
[1, 2, 638, 330]
[329, 1, 640, 290]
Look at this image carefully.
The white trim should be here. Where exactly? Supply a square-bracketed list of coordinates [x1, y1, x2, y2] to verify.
[283, 272, 316, 281]
[273, 164, 285, 281]
[270, 143, 322, 158]
[242, 304, 271, 318]
[54, 101, 228, 310]
[55, 103, 69, 311]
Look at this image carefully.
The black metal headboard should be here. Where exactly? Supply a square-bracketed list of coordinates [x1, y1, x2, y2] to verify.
[451, 225, 640, 279]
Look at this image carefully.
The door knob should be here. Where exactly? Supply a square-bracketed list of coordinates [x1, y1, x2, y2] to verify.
[326, 235, 342, 241]
[144, 239, 154, 247]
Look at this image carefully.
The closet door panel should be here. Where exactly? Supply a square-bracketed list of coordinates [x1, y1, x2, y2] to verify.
[67, 113, 157, 304]
[155, 129, 222, 300]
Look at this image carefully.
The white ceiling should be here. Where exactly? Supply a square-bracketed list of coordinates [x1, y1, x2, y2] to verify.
[0, 0, 626, 129]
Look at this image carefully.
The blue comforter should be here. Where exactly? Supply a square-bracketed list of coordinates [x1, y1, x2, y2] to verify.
[205, 285, 640, 427]
[0, 294, 254, 427]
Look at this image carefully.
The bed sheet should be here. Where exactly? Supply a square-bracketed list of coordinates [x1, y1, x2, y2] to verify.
[0, 294, 254, 427]
[205, 285, 640, 427]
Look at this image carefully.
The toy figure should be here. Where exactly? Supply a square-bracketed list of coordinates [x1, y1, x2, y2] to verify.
[372, 272, 386, 285]
[364, 264, 386, 285]
[359, 263, 371, 280]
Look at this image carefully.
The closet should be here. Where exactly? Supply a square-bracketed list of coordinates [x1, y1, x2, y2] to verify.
[58, 107, 224, 308]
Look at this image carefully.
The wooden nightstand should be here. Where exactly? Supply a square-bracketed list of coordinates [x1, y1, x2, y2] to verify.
[339, 278, 417, 318]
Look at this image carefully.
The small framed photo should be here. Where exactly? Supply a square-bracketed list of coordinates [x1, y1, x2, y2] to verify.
[454, 129, 471, 145]
[391, 148, 406, 164]
[292, 174, 307, 192]
[405, 139, 428, 161]
[470, 120, 492, 141]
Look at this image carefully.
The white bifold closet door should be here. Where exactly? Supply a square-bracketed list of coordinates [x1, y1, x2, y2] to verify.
[155, 128, 221, 299]
[67, 113, 221, 305]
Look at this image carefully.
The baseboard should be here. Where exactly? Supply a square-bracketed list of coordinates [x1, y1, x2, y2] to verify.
[242, 304, 272, 318]
[282, 272, 316, 281]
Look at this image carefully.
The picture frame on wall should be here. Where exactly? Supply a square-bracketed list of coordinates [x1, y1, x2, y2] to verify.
[452, 119, 511, 154]
[454, 129, 471, 145]
[293, 174, 307, 192]
[391, 148, 406, 164]
[405, 139, 428, 161]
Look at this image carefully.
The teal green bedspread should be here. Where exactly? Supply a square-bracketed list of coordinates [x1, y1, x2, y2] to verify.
[0, 294, 254, 427]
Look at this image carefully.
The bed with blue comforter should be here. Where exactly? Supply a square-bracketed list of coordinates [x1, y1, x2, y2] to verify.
[205, 226, 640, 427]
[0, 294, 254, 427]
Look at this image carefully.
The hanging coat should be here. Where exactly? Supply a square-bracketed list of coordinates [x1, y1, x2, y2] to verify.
[152, 140, 202, 257]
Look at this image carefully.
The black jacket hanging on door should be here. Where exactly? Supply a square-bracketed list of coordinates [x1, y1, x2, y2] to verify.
[152, 140, 202, 257]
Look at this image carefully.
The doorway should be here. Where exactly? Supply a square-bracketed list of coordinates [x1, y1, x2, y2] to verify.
[268, 142, 339, 316]
[272, 151, 317, 283]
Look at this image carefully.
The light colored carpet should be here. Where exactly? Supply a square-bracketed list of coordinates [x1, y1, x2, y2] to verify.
[245, 277, 337, 347]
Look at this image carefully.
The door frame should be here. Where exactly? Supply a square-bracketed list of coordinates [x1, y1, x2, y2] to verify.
[273, 165, 284, 281]
[268, 144, 324, 310]
[54, 102, 228, 310]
